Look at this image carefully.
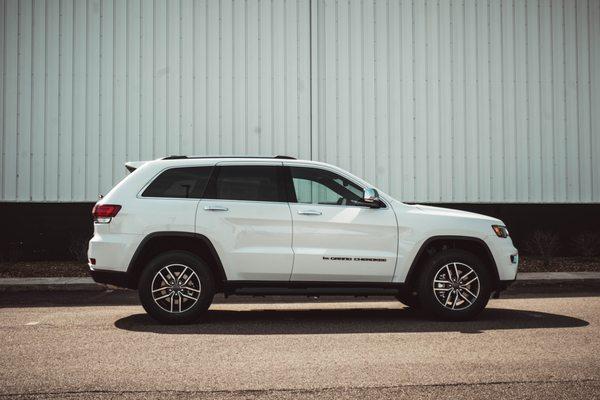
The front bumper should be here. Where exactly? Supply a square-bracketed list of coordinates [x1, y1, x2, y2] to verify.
[484, 235, 519, 282]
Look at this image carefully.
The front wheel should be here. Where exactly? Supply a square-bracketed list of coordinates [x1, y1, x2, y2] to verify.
[138, 251, 215, 324]
[417, 249, 492, 321]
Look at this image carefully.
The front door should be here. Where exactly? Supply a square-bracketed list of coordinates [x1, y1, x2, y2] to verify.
[286, 165, 398, 282]
[196, 162, 294, 281]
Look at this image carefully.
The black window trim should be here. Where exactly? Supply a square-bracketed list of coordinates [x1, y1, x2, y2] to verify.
[137, 163, 388, 208]
[284, 165, 388, 209]
[138, 165, 215, 200]
[202, 164, 288, 203]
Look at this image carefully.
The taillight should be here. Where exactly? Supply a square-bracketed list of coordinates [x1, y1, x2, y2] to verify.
[92, 204, 121, 223]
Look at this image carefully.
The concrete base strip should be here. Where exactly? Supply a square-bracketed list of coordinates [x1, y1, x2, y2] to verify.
[517, 272, 600, 281]
[0, 277, 104, 292]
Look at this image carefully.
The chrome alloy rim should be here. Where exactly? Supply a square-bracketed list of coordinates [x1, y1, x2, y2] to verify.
[151, 264, 201, 313]
[432, 262, 480, 311]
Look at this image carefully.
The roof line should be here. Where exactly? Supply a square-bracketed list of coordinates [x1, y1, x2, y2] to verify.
[162, 155, 297, 160]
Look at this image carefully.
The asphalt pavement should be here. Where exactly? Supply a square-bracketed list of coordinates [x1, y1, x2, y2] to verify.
[1, 288, 599, 399]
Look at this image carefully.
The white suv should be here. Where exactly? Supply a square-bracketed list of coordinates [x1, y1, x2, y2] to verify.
[88, 156, 518, 323]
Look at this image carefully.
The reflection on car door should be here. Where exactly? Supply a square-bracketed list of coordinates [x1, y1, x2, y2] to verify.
[286, 165, 398, 282]
[195, 162, 294, 281]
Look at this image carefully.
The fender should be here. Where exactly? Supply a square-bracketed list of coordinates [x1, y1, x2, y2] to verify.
[127, 231, 227, 282]
[403, 235, 500, 286]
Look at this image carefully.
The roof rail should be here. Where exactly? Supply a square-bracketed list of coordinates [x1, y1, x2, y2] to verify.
[162, 155, 297, 160]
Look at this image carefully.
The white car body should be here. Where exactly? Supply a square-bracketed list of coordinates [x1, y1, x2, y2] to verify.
[89, 157, 518, 289]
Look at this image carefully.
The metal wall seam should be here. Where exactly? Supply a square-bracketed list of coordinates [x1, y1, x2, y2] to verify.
[1, 0, 311, 202]
[0, 0, 598, 203]
[313, 0, 600, 203]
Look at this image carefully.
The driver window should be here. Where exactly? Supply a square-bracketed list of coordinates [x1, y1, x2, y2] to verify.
[290, 167, 363, 206]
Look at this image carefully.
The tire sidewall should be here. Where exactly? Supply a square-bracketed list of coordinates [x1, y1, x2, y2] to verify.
[138, 251, 215, 324]
[417, 250, 492, 321]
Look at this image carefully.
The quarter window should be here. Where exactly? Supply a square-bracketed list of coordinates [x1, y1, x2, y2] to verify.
[142, 167, 213, 198]
[205, 165, 285, 202]
[290, 167, 364, 206]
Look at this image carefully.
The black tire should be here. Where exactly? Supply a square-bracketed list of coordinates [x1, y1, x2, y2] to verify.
[138, 251, 215, 324]
[416, 249, 492, 321]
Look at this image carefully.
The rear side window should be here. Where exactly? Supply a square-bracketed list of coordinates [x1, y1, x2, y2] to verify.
[204, 165, 285, 202]
[142, 167, 212, 198]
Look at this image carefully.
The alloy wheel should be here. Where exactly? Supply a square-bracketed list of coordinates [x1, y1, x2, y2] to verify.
[151, 264, 201, 313]
[432, 262, 480, 311]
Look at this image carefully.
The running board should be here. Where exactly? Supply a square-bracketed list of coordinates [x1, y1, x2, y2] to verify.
[222, 281, 404, 297]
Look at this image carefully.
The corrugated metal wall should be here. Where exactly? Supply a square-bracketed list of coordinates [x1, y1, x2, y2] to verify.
[1, 0, 599, 203]
[313, 0, 600, 203]
[0, 0, 311, 201]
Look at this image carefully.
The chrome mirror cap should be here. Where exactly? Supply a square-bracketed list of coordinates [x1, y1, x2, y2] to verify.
[363, 188, 379, 203]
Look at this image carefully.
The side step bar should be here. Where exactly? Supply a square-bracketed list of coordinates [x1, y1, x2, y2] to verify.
[223, 282, 404, 297]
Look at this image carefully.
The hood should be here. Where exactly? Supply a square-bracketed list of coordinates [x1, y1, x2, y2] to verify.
[411, 204, 502, 224]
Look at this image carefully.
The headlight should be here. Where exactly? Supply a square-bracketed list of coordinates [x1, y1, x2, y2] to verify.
[492, 225, 509, 238]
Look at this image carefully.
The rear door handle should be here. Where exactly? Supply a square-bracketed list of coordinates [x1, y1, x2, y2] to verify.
[204, 205, 229, 212]
[297, 209, 322, 216]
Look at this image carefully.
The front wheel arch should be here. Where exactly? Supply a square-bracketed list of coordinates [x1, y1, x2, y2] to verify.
[404, 236, 499, 290]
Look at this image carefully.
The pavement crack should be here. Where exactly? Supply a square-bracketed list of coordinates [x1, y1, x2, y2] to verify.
[2, 378, 599, 398]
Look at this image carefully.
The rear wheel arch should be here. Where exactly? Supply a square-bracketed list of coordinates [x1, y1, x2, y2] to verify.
[404, 236, 499, 290]
[127, 232, 227, 290]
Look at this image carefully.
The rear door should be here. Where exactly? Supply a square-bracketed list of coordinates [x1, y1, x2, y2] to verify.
[195, 162, 294, 281]
[286, 165, 398, 282]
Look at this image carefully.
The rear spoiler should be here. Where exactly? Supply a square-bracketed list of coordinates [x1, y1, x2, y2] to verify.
[125, 161, 148, 173]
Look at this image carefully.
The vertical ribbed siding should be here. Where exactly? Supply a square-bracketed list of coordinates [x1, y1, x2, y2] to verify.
[313, 0, 600, 203]
[1, 0, 599, 203]
[0, 0, 311, 201]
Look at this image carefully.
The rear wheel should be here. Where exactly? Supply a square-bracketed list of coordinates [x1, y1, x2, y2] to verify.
[138, 251, 215, 324]
[416, 249, 492, 321]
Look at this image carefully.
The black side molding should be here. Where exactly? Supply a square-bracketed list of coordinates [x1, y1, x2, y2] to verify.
[89, 268, 133, 289]
[223, 280, 405, 297]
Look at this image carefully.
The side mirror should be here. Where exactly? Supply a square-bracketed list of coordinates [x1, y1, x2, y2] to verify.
[363, 188, 381, 207]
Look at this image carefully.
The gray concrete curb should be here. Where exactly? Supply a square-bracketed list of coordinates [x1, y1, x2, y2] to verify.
[1, 272, 600, 292]
[0, 277, 104, 292]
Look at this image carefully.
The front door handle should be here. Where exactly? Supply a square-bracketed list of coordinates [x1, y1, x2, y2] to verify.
[297, 209, 322, 216]
[204, 205, 229, 212]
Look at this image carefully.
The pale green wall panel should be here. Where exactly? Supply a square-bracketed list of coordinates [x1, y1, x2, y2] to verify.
[1, 0, 598, 202]
[312, 0, 600, 203]
[0, 0, 311, 201]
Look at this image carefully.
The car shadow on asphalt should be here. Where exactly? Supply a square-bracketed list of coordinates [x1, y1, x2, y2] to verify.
[114, 307, 589, 335]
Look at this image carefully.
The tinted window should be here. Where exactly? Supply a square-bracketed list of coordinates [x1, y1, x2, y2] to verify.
[142, 167, 212, 198]
[290, 167, 363, 206]
[206, 165, 285, 202]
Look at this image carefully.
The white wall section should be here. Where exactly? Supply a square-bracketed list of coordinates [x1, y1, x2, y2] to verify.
[1, 0, 599, 203]
[0, 0, 311, 201]
[312, 0, 600, 203]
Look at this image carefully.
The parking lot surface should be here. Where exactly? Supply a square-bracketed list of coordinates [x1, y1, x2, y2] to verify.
[1, 290, 599, 399]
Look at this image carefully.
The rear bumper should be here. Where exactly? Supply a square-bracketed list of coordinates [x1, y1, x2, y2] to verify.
[89, 267, 133, 289]
[87, 232, 143, 273]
